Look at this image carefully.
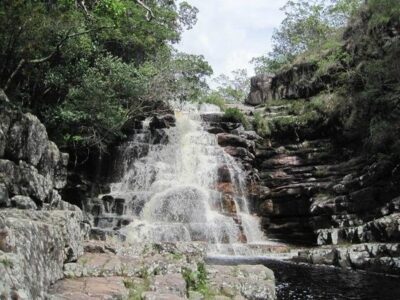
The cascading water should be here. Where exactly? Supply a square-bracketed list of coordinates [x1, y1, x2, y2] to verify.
[108, 103, 265, 254]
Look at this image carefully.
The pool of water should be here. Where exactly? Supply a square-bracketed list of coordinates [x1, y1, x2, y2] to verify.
[266, 260, 400, 300]
[206, 256, 400, 300]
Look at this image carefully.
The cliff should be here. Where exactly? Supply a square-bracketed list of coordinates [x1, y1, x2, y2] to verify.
[246, 6, 400, 275]
[0, 102, 88, 299]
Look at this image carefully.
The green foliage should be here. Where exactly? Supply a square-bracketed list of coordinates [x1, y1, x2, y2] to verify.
[336, 0, 400, 153]
[213, 69, 249, 103]
[138, 50, 212, 104]
[198, 92, 227, 110]
[0, 0, 210, 157]
[253, 112, 271, 137]
[263, 94, 339, 141]
[48, 54, 146, 152]
[223, 108, 250, 128]
[182, 263, 214, 298]
[368, 0, 400, 29]
[251, 0, 362, 74]
[124, 278, 150, 300]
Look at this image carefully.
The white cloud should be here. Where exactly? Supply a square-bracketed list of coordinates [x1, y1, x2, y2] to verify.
[176, 0, 287, 79]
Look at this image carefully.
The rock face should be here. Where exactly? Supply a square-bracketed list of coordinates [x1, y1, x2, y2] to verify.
[0, 106, 69, 207]
[246, 63, 326, 106]
[245, 74, 400, 274]
[0, 209, 87, 299]
[0, 105, 88, 299]
[294, 243, 400, 275]
[246, 74, 274, 106]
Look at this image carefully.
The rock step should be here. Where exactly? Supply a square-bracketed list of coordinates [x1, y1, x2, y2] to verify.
[52, 241, 277, 300]
[47, 277, 129, 300]
[293, 242, 400, 275]
[316, 213, 400, 246]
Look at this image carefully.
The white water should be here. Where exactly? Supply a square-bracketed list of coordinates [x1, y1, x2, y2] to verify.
[109, 103, 265, 253]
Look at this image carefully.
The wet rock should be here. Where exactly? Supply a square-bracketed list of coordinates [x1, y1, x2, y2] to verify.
[217, 133, 249, 149]
[221, 122, 243, 132]
[151, 129, 169, 144]
[10, 195, 37, 210]
[215, 182, 235, 194]
[200, 113, 224, 123]
[218, 165, 232, 183]
[208, 127, 225, 134]
[150, 114, 176, 130]
[222, 194, 238, 214]
[224, 146, 255, 161]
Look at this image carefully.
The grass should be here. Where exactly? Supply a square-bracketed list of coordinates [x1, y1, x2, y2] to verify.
[182, 263, 216, 299]
[124, 278, 151, 300]
[253, 112, 271, 137]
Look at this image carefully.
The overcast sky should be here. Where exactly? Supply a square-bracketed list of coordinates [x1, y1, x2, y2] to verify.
[176, 0, 287, 79]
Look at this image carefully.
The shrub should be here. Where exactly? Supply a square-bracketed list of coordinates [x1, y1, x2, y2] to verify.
[198, 92, 226, 110]
[223, 108, 250, 128]
[253, 112, 271, 137]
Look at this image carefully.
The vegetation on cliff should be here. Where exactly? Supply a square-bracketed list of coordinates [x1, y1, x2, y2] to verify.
[253, 0, 400, 157]
[0, 0, 212, 157]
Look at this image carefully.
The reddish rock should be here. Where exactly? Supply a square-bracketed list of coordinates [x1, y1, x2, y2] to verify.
[222, 194, 237, 214]
[49, 277, 129, 299]
[215, 183, 235, 194]
[217, 165, 232, 183]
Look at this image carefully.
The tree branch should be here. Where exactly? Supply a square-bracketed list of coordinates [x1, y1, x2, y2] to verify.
[136, 0, 155, 21]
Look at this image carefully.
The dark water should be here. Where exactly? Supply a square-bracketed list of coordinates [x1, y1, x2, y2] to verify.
[265, 260, 400, 300]
[206, 256, 400, 300]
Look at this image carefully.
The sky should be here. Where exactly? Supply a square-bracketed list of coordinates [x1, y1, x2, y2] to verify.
[176, 0, 287, 79]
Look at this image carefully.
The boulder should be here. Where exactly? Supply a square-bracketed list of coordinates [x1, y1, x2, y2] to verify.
[0, 159, 52, 203]
[38, 141, 69, 189]
[0, 209, 86, 299]
[5, 111, 48, 166]
[150, 114, 176, 130]
[217, 133, 250, 149]
[0, 106, 69, 201]
[246, 74, 274, 106]
[10, 195, 37, 210]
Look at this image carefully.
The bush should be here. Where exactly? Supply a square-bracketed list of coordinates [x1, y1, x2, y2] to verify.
[198, 92, 226, 110]
[253, 112, 271, 137]
[223, 108, 250, 128]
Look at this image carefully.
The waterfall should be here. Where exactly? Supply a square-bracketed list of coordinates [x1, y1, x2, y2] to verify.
[108, 103, 265, 253]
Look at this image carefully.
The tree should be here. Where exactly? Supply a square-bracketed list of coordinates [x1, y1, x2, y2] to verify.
[251, 0, 362, 74]
[213, 69, 249, 103]
[0, 0, 203, 157]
